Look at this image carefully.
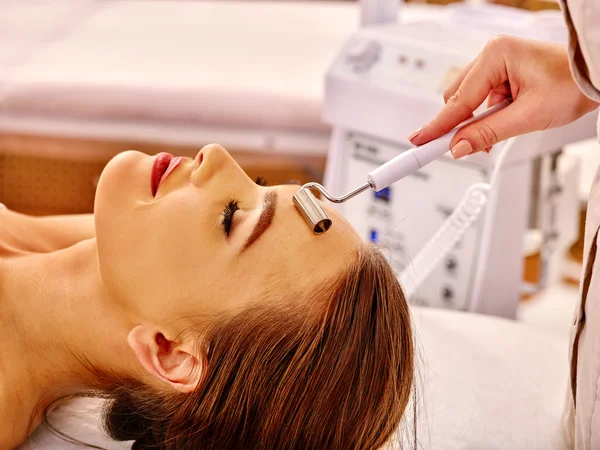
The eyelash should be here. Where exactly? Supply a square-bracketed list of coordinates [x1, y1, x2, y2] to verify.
[222, 200, 240, 237]
[221, 177, 266, 237]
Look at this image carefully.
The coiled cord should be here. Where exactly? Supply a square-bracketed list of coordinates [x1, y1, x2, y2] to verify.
[399, 182, 491, 300]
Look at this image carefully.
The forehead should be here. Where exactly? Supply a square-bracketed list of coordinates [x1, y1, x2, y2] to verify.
[277, 184, 362, 248]
[236, 185, 360, 286]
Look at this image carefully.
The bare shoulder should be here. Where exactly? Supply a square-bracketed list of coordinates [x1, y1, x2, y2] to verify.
[0, 208, 40, 257]
[0, 208, 95, 257]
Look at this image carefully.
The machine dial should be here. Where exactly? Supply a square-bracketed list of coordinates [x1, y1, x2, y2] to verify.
[345, 39, 381, 72]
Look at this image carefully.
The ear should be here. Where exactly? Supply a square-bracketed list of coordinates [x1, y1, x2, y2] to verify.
[128, 325, 204, 393]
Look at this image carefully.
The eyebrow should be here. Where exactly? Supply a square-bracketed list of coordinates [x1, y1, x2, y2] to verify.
[242, 189, 278, 251]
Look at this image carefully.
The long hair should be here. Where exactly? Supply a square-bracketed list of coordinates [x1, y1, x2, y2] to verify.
[49, 245, 415, 449]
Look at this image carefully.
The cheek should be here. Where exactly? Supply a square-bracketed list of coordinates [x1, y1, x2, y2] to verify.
[97, 184, 226, 311]
[148, 192, 218, 269]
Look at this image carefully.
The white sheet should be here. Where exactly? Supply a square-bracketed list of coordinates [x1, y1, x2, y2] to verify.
[401, 307, 569, 450]
[0, 0, 99, 67]
[20, 306, 570, 450]
[1, 1, 358, 132]
[0, 2, 443, 138]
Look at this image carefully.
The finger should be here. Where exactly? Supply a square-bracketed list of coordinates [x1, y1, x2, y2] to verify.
[487, 80, 512, 107]
[449, 100, 536, 159]
[410, 54, 506, 146]
[487, 91, 507, 108]
[408, 59, 477, 144]
[443, 57, 479, 103]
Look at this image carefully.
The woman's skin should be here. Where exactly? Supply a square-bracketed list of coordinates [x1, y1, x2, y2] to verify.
[0, 212, 95, 257]
[408, 36, 600, 156]
[0, 144, 361, 449]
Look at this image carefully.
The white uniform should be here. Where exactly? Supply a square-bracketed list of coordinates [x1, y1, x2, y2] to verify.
[558, 0, 600, 448]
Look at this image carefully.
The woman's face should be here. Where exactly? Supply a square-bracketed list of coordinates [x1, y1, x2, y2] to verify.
[95, 145, 362, 325]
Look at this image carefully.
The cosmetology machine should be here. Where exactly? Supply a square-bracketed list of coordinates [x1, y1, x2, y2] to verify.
[321, 0, 599, 318]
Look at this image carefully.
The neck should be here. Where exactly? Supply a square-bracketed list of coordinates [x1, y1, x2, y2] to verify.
[0, 240, 135, 447]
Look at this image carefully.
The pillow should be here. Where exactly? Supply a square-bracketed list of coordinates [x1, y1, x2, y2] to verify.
[19, 398, 131, 450]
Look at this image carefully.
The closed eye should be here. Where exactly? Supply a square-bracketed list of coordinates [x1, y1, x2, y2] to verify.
[221, 200, 239, 237]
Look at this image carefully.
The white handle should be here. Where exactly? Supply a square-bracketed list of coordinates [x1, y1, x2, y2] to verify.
[367, 99, 512, 191]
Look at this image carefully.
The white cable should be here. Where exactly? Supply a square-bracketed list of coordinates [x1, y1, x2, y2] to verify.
[399, 182, 491, 300]
[398, 138, 513, 301]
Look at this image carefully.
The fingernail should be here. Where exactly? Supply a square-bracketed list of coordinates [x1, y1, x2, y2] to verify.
[408, 128, 422, 142]
[451, 140, 473, 159]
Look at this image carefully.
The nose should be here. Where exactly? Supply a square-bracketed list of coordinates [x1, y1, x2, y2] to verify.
[194, 144, 254, 188]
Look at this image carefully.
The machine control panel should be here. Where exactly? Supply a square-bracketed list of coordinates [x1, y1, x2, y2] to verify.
[339, 131, 487, 311]
[333, 25, 482, 98]
[324, 24, 486, 142]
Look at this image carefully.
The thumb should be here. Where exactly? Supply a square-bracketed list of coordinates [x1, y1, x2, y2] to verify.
[449, 100, 536, 159]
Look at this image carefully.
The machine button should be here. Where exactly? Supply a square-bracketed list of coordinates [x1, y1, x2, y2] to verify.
[442, 286, 454, 302]
[415, 58, 426, 69]
[445, 256, 458, 273]
[374, 186, 392, 203]
[369, 229, 379, 244]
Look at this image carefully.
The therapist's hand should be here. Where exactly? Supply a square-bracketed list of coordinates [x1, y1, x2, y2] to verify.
[407, 36, 600, 159]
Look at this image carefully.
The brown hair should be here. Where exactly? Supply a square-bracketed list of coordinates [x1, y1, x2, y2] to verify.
[65, 245, 414, 449]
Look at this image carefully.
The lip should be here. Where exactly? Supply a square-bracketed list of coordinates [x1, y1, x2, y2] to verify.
[151, 153, 183, 196]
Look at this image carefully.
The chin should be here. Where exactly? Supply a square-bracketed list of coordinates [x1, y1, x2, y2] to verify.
[94, 150, 150, 230]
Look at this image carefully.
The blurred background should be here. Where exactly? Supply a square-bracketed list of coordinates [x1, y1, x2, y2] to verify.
[0, 0, 559, 217]
[1, 0, 599, 326]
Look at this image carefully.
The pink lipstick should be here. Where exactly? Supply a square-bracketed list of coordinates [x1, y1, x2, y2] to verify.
[151, 153, 182, 196]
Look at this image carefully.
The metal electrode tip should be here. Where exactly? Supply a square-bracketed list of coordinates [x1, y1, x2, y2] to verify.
[292, 188, 332, 234]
